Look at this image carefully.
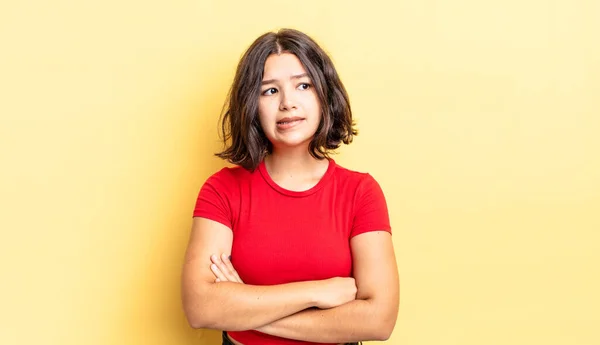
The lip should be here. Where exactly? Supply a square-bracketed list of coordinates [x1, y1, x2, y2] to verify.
[276, 116, 305, 130]
[277, 116, 305, 124]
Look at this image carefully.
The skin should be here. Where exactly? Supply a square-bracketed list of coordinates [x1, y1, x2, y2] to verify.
[258, 52, 321, 151]
[181, 52, 399, 343]
[258, 52, 330, 191]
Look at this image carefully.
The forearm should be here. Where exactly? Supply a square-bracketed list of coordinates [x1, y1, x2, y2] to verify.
[184, 280, 318, 331]
[256, 299, 394, 343]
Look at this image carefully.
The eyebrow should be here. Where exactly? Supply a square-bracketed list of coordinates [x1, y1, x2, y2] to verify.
[261, 73, 309, 85]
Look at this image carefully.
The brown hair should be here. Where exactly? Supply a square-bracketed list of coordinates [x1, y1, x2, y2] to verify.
[215, 28, 357, 171]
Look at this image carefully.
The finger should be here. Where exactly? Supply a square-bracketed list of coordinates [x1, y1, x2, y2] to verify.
[211, 254, 237, 282]
[210, 263, 227, 281]
[221, 253, 244, 283]
[210, 264, 227, 281]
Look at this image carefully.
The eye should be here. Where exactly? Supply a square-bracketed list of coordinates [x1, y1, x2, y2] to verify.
[262, 87, 277, 96]
[298, 83, 311, 90]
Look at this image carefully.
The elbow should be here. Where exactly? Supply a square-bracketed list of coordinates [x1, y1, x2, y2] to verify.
[370, 305, 398, 341]
[188, 319, 211, 330]
[184, 307, 217, 330]
[371, 320, 395, 341]
[372, 324, 394, 341]
[186, 317, 203, 330]
[182, 289, 217, 329]
[184, 312, 205, 329]
[183, 304, 208, 329]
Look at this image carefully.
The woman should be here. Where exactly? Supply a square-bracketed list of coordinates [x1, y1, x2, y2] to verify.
[181, 28, 399, 345]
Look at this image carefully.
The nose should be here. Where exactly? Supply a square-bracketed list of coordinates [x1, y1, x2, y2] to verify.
[279, 90, 297, 111]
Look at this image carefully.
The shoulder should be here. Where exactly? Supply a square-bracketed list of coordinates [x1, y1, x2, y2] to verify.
[207, 165, 250, 182]
[333, 162, 391, 236]
[201, 165, 254, 194]
[333, 162, 383, 191]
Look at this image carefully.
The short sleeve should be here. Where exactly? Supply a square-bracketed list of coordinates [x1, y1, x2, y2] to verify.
[192, 169, 234, 229]
[350, 174, 392, 238]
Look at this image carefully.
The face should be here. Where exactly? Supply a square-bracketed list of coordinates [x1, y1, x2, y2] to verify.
[258, 53, 321, 151]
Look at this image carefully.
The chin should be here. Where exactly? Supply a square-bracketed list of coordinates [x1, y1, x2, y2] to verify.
[271, 135, 314, 149]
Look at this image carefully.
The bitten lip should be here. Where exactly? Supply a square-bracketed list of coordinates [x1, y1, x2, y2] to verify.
[277, 116, 304, 124]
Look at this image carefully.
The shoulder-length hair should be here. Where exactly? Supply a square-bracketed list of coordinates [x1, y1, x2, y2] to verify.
[215, 28, 357, 171]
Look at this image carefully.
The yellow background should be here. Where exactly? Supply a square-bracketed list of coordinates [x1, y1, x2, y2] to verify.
[1, 1, 598, 344]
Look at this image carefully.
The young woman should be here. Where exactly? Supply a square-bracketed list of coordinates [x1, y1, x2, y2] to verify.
[181, 28, 399, 345]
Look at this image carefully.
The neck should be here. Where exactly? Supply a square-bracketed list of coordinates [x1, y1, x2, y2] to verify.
[265, 146, 328, 178]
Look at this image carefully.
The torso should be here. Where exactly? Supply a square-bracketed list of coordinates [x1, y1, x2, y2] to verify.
[194, 158, 391, 345]
[230, 159, 354, 286]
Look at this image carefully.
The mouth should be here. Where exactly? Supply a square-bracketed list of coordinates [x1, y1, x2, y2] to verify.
[276, 117, 305, 129]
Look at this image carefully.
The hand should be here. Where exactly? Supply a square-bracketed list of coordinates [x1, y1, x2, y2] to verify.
[314, 277, 357, 309]
[210, 253, 244, 284]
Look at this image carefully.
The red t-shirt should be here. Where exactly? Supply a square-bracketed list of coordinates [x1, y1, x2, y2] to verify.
[193, 158, 391, 345]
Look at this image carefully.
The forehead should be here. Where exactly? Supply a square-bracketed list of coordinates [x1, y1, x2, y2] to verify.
[262, 53, 308, 79]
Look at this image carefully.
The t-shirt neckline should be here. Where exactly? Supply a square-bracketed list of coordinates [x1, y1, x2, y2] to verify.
[258, 158, 337, 197]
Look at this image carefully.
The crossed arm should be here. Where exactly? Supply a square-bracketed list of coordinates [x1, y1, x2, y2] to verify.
[181, 217, 399, 343]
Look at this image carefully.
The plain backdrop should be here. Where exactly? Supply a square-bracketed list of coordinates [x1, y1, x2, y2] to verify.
[1, 1, 599, 344]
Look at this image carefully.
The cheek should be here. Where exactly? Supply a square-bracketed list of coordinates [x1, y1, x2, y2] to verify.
[308, 107, 322, 129]
[257, 103, 270, 127]
[258, 99, 277, 117]
[305, 94, 321, 117]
